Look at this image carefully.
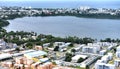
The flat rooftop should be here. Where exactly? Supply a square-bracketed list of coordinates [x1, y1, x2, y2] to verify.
[24, 50, 47, 58]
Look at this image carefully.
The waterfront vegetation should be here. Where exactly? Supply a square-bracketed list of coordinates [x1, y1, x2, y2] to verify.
[1, 27, 120, 49]
[0, 19, 9, 27]
[0, 28, 95, 48]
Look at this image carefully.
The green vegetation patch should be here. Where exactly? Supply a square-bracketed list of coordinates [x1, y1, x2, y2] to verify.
[0, 19, 9, 27]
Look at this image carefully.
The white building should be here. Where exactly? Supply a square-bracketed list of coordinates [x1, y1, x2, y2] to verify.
[82, 46, 99, 54]
[114, 60, 120, 67]
[0, 39, 18, 50]
[0, 53, 12, 60]
[12, 53, 23, 57]
[108, 46, 113, 50]
[107, 53, 113, 60]
[13, 44, 18, 48]
[116, 46, 120, 58]
[116, 52, 120, 58]
[101, 54, 113, 64]
[79, 6, 90, 11]
[117, 46, 120, 52]
[73, 44, 85, 52]
[0, 39, 7, 50]
[2, 48, 15, 53]
[95, 42, 117, 47]
[43, 43, 50, 47]
[99, 50, 107, 55]
[95, 63, 115, 69]
[59, 43, 71, 51]
[20, 49, 36, 54]
[101, 55, 109, 63]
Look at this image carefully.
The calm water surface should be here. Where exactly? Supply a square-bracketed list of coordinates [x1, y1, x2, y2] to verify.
[4, 16, 120, 39]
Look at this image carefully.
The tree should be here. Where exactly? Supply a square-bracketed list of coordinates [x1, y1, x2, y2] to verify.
[71, 49, 76, 53]
[77, 58, 84, 63]
[113, 48, 116, 53]
[54, 46, 59, 51]
[86, 65, 89, 69]
[0, 19, 9, 27]
[45, 35, 54, 39]
[26, 42, 33, 49]
[101, 38, 112, 42]
[15, 47, 20, 52]
[105, 38, 111, 42]
[49, 42, 54, 47]
[69, 43, 74, 47]
[64, 53, 72, 62]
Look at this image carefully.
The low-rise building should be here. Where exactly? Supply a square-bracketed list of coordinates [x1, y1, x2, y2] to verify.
[24, 50, 47, 62]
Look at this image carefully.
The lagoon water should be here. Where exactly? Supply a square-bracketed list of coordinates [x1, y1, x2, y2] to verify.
[4, 16, 120, 39]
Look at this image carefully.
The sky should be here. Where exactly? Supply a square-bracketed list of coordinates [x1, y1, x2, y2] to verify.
[0, 0, 119, 1]
[0, 0, 119, 8]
